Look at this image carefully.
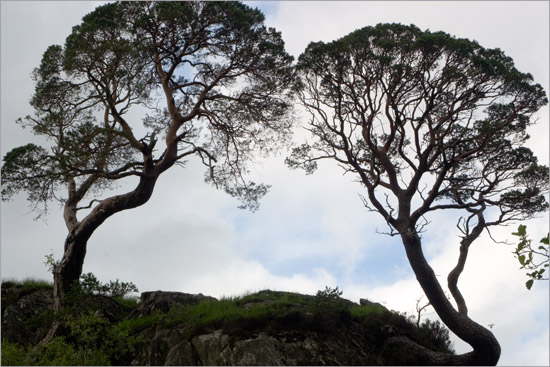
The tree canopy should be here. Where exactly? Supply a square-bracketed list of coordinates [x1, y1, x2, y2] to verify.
[289, 23, 548, 365]
[2, 1, 295, 214]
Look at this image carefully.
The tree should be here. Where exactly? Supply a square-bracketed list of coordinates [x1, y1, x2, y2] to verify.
[1, 1, 295, 311]
[288, 23, 548, 365]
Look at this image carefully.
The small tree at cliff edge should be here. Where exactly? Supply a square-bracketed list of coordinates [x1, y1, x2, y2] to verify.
[1, 1, 295, 311]
[288, 23, 548, 365]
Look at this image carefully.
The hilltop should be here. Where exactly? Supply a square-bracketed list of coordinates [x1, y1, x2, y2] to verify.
[1, 279, 454, 365]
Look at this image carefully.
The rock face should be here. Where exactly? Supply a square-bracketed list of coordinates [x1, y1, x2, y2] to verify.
[1, 288, 53, 345]
[133, 326, 383, 365]
[129, 291, 386, 365]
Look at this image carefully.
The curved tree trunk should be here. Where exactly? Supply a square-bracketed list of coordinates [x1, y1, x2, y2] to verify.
[52, 234, 89, 312]
[399, 232, 501, 365]
[52, 174, 159, 312]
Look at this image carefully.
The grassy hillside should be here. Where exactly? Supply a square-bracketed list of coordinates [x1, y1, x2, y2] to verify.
[1, 280, 454, 365]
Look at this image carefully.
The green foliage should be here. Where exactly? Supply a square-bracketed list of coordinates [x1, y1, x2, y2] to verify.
[115, 295, 140, 310]
[512, 225, 549, 289]
[44, 251, 59, 273]
[315, 285, 343, 300]
[415, 318, 455, 354]
[1, 144, 56, 212]
[1, 340, 27, 366]
[350, 303, 387, 318]
[1, 286, 455, 365]
[64, 311, 144, 365]
[2, 337, 109, 366]
[292, 23, 548, 226]
[2, 310, 145, 366]
[311, 286, 351, 327]
[78, 272, 138, 298]
[2, 0, 295, 215]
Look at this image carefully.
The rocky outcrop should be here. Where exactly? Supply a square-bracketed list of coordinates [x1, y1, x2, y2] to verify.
[132, 291, 217, 317]
[133, 326, 383, 365]
[2, 285, 454, 365]
[1, 288, 53, 345]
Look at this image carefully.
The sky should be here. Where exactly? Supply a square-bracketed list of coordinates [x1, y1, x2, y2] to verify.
[1, 1, 548, 365]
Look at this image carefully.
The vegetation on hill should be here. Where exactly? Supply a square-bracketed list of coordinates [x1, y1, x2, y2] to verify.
[1, 280, 454, 365]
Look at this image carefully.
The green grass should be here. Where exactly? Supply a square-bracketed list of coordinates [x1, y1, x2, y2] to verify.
[2, 277, 53, 290]
[162, 297, 272, 329]
[350, 303, 388, 318]
[114, 295, 140, 310]
[150, 289, 393, 337]
[0, 286, 456, 366]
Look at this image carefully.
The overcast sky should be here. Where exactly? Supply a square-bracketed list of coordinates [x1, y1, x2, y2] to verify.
[1, 1, 548, 365]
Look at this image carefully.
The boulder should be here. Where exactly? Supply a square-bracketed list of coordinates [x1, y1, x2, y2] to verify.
[132, 291, 217, 318]
[1, 288, 54, 346]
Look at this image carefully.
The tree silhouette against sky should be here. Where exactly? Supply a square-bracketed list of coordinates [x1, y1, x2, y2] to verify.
[288, 23, 548, 365]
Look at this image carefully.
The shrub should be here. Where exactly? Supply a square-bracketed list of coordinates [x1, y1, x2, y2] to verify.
[415, 319, 455, 354]
[2, 337, 110, 366]
[1, 341, 27, 366]
[79, 272, 138, 298]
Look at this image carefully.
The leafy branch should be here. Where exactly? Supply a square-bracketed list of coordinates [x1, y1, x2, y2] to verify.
[511, 225, 549, 290]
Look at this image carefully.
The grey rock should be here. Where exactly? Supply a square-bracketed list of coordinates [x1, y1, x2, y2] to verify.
[165, 340, 196, 366]
[133, 328, 191, 366]
[132, 291, 217, 318]
[1, 288, 53, 346]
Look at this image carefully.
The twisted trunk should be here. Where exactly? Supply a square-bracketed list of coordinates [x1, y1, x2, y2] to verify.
[52, 174, 159, 312]
[398, 232, 501, 365]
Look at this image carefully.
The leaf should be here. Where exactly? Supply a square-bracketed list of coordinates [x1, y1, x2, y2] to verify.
[519, 255, 526, 266]
[540, 235, 549, 245]
[525, 279, 534, 290]
[513, 225, 527, 237]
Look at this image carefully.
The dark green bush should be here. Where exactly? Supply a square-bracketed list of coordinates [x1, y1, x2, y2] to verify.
[1, 341, 27, 366]
[415, 318, 455, 353]
[78, 272, 138, 298]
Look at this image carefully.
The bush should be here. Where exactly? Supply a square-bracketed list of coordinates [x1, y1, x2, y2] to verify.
[1, 337, 110, 366]
[415, 319, 455, 353]
[79, 272, 138, 298]
[1, 341, 27, 366]
[2, 311, 146, 366]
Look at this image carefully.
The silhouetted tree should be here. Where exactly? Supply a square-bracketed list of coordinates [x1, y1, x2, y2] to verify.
[2, 1, 295, 311]
[288, 23, 548, 365]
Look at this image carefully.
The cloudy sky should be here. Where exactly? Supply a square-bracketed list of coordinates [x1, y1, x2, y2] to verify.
[1, 1, 548, 365]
